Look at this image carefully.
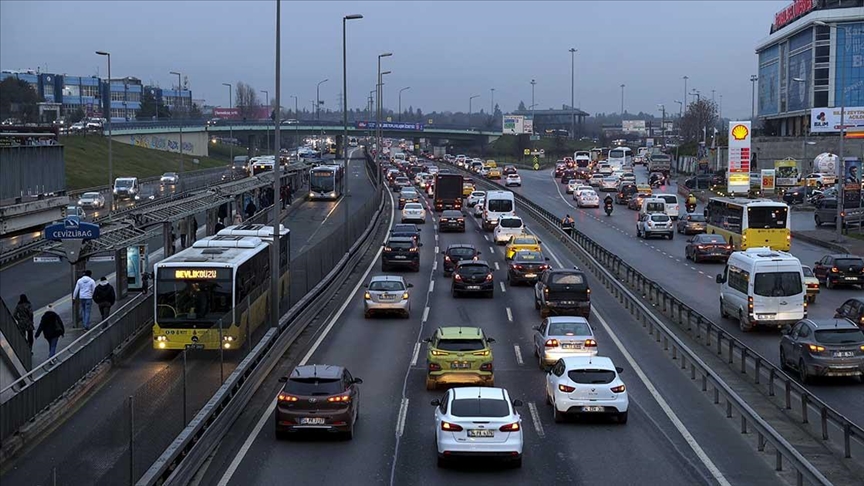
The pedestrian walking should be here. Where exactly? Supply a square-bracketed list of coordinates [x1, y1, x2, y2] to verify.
[13, 294, 34, 349]
[218, 203, 228, 226]
[192, 217, 199, 243]
[245, 199, 257, 219]
[141, 271, 151, 294]
[93, 276, 116, 321]
[72, 270, 96, 330]
[35, 304, 65, 358]
[179, 218, 189, 249]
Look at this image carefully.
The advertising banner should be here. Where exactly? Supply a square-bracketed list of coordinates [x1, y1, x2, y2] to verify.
[810, 107, 864, 133]
[502, 115, 524, 135]
[727, 122, 751, 194]
[212, 107, 272, 120]
[355, 121, 424, 131]
[844, 158, 862, 209]
[523, 118, 534, 135]
[761, 169, 776, 192]
[774, 159, 800, 187]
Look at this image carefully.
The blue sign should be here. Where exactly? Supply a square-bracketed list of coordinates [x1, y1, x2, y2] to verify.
[44, 216, 100, 240]
[355, 121, 424, 131]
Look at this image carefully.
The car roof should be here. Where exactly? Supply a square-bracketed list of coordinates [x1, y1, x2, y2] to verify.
[451, 386, 508, 401]
[369, 275, 405, 283]
[392, 224, 418, 230]
[803, 318, 861, 330]
[457, 259, 490, 267]
[560, 356, 615, 370]
[446, 244, 477, 250]
[827, 254, 862, 259]
[437, 326, 484, 339]
[388, 236, 415, 243]
[290, 364, 343, 379]
[547, 316, 589, 324]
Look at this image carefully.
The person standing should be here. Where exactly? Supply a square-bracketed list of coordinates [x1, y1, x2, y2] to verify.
[178, 217, 189, 249]
[245, 199, 257, 219]
[214, 220, 226, 233]
[192, 217, 199, 243]
[13, 294, 34, 349]
[93, 276, 116, 321]
[72, 269, 96, 330]
[35, 304, 65, 358]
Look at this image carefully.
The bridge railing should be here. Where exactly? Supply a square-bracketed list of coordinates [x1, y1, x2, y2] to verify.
[0, 297, 32, 372]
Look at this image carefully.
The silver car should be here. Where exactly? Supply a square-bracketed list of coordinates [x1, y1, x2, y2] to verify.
[77, 191, 105, 209]
[532, 316, 598, 368]
[160, 172, 179, 185]
[363, 275, 413, 318]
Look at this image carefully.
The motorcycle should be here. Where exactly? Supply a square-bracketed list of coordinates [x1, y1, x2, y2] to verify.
[685, 203, 696, 213]
[604, 204, 613, 216]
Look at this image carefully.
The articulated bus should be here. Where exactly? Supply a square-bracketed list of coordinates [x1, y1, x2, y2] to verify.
[153, 224, 289, 350]
[705, 197, 791, 251]
[309, 164, 344, 200]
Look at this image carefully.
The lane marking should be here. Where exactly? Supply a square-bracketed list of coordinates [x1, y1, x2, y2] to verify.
[428, 280, 435, 293]
[396, 398, 409, 437]
[489, 246, 495, 253]
[422, 306, 430, 323]
[434, 246, 439, 254]
[514, 344, 524, 365]
[434, 233, 439, 241]
[527, 401, 546, 439]
[432, 261, 437, 271]
[494, 262, 500, 270]
[499, 281, 506, 293]
[410, 342, 420, 366]
[484, 234, 489, 241]
[506, 307, 513, 322]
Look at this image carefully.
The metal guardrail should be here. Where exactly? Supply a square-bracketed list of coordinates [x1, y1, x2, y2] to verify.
[0, 298, 31, 371]
[457, 162, 840, 485]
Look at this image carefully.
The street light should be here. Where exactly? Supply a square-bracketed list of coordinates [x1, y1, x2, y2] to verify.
[261, 89, 270, 154]
[530, 79, 537, 124]
[620, 84, 625, 114]
[750, 74, 758, 120]
[170, 71, 184, 180]
[683, 75, 689, 113]
[271, 0, 282, 329]
[95, 51, 113, 213]
[342, 14, 363, 163]
[316, 78, 329, 121]
[469, 94, 479, 124]
[569, 47, 577, 139]
[376, 53, 392, 181]
[222, 83, 233, 161]
[398, 87, 410, 122]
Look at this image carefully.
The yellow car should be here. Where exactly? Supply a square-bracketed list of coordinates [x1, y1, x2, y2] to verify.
[484, 159, 497, 168]
[505, 234, 542, 260]
[636, 183, 653, 195]
[487, 167, 503, 180]
[462, 182, 475, 197]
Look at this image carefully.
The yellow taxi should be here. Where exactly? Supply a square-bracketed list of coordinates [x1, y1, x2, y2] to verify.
[462, 182, 475, 197]
[636, 183, 653, 195]
[484, 160, 498, 168]
[487, 167, 503, 180]
[505, 234, 542, 260]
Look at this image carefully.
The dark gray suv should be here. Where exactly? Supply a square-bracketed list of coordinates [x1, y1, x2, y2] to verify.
[779, 318, 864, 384]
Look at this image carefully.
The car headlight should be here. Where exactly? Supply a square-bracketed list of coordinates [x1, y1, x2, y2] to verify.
[113, 189, 118, 194]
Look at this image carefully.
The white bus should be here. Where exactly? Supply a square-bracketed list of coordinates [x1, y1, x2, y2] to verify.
[607, 147, 632, 171]
[309, 165, 344, 200]
[482, 190, 516, 231]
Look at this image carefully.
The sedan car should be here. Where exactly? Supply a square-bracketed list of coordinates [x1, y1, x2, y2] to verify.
[507, 250, 550, 285]
[160, 172, 179, 186]
[532, 316, 598, 369]
[466, 190, 486, 207]
[779, 318, 864, 384]
[599, 177, 619, 192]
[505, 174, 522, 187]
[505, 234, 542, 260]
[802, 265, 820, 304]
[566, 180, 581, 194]
[576, 189, 600, 208]
[452, 260, 494, 298]
[77, 191, 106, 209]
[676, 214, 707, 234]
[398, 188, 420, 209]
[363, 275, 413, 318]
[401, 202, 427, 223]
[431, 387, 523, 468]
[473, 199, 485, 218]
[684, 234, 731, 262]
[390, 223, 422, 244]
[588, 174, 605, 188]
[545, 356, 628, 423]
[275, 364, 363, 439]
[442, 244, 481, 277]
[438, 210, 466, 232]
[425, 326, 496, 390]
[628, 193, 649, 211]
[835, 297, 864, 328]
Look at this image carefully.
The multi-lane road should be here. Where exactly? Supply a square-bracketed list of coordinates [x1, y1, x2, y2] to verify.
[196, 180, 783, 486]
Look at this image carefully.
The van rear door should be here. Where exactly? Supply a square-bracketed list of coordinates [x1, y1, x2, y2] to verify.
[752, 262, 805, 323]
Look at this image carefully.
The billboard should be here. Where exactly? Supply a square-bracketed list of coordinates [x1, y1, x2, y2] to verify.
[811, 106, 864, 133]
[727, 122, 751, 194]
[355, 121, 424, 131]
[836, 23, 864, 108]
[758, 62, 780, 117]
[502, 115, 524, 135]
[622, 120, 646, 134]
[787, 50, 812, 112]
[523, 118, 534, 135]
[774, 159, 799, 187]
[761, 169, 776, 192]
[843, 158, 862, 209]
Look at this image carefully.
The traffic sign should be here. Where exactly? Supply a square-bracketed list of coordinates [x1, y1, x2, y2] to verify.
[44, 217, 100, 241]
[530, 135, 540, 141]
[90, 255, 116, 263]
[523, 149, 531, 155]
[33, 256, 61, 263]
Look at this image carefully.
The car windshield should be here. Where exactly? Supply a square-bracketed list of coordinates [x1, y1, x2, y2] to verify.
[814, 329, 864, 344]
[550, 272, 584, 285]
[487, 199, 513, 212]
[450, 398, 510, 418]
[457, 264, 489, 276]
[284, 377, 343, 396]
[835, 258, 864, 268]
[514, 251, 542, 261]
[442, 212, 462, 218]
[368, 280, 405, 291]
[310, 171, 335, 192]
[436, 338, 486, 352]
[582, 191, 597, 197]
[115, 179, 134, 188]
[163, 172, 176, 177]
[387, 241, 414, 250]
[548, 321, 591, 336]
[658, 195, 677, 204]
[401, 190, 417, 197]
[83, 192, 100, 199]
[697, 235, 726, 244]
[448, 248, 476, 257]
[393, 225, 416, 233]
[753, 272, 803, 297]
[512, 237, 535, 245]
[568, 369, 616, 384]
[498, 218, 523, 228]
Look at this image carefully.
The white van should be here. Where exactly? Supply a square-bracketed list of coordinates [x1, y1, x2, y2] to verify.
[482, 190, 516, 231]
[639, 197, 667, 216]
[493, 215, 525, 244]
[113, 177, 140, 200]
[716, 248, 806, 332]
[653, 193, 680, 220]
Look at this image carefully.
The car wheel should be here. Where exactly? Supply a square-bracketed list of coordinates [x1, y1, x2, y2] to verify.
[826, 277, 834, 290]
[799, 360, 811, 384]
[668, 233, 673, 240]
[425, 376, 437, 391]
[553, 404, 565, 423]
[739, 311, 752, 332]
[617, 411, 628, 424]
[344, 423, 355, 440]
[534, 297, 540, 310]
[780, 348, 790, 371]
[693, 254, 699, 264]
[814, 215, 822, 227]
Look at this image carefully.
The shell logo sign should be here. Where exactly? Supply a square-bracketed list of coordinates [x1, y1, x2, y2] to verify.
[731, 124, 749, 141]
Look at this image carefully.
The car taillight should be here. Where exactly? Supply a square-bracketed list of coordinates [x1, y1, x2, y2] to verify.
[499, 422, 520, 432]
[545, 339, 559, 347]
[611, 384, 626, 393]
[409, 247, 418, 252]
[278, 393, 299, 402]
[479, 363, 493, 371]
[486, 273, 493, 281]
[441, 421, 463, 431]
[584, 339, 597, 348]
[512, 264, 523, 270]
[454, 274, 462, 281]
[444, 255, 451, 261]
[429, 362, 442, 370]
[327, 395, 351, 403]
[807, 344, 825, 353]
[558, 384, 575, 393]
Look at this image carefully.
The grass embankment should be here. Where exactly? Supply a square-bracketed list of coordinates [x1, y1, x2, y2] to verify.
[61, 135, 236, 189]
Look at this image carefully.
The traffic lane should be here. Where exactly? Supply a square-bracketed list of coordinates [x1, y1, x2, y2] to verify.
[516, 171, 864, 428]
[222, 191, 423, 486]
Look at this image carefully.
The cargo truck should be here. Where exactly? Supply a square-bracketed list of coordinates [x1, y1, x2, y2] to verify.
[433, 173, 463, 212]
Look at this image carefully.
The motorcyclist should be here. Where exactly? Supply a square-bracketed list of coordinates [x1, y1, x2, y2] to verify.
[561, 214, 575, 229]
[686, 193, 698, 211]
[603, 195, 614, 214]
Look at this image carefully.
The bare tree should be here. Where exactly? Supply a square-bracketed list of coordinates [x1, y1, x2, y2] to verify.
[235, 81, 260, 120]
[680, 99, 718, 143]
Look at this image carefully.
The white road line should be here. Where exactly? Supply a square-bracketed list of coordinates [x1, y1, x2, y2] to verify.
[422, 306, 430, 323]
[396, 398, 409, 437]
[527, 402, 546, 439]
[434, 233, 439, 241]
[513, 344, 524, 365]
[432, 261, 437, 271]
[217, 182, 398, 486]
[484, 234, 489, 241]
[499, 281, 506, 293]
[410, 342, 421, 366]
[489, 246, 495, 253]
[506, 307, 513, 322]
[698, 270, 705, 275]
[494, 262, 500, 270]
[429, 280, 435, 293]
[434, 246, 439, 254]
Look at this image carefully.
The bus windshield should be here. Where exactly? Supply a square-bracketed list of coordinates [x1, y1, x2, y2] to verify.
[157, 276, 233, 326]
[310, 171, 335, 192]
[609, 149, 626, 159]
[747, 206, 788, 229]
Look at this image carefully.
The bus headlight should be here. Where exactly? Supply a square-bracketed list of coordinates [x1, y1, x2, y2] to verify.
[223, 336, 235, 342]
[223, 342, 232, 349]
[156, 335, 168, 341]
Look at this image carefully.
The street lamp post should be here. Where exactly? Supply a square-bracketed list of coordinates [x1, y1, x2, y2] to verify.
[530, 79, 536, 120]
[95, 51, 113, 213]
[261, 89, 270, 154]
[377, 71, 391, 164]
[342, 14, 363, 163]
[490, 88, 495, 125]
[398, 87, 410, 122]
[170, 71, 184, 179]
[569, 47, 577, 139]
[750, 75, 758, 120]
[683, 75, 689, 113]
[222, 83, 233, 161]
[620, 84, 625, 114]
[290, 95, 298, 150]
[376, 53, 392, 183]
[658, 104, 666, 142]
[469, 94, 479, 125]
[271, 0, 282, 328]
[316, 78, 329, 121]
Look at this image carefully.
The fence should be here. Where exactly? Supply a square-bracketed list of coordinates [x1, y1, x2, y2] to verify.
[0, 297, 31, 371]
[0, 145, 66, 201]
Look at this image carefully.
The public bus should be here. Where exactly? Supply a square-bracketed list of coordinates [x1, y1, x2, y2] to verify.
[607, 146, 632, 171]
[153, 224, 289, 351]
[705, 197, 791, 251]
[308, 164, 344, 200]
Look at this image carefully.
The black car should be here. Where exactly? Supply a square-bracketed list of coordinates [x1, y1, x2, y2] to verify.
[685, 234, 732, 263]
[813, 254, 864, 289]
[560, 169, 577, 185]
[835, 297, 864, 328]
[390, 223, 421, 244]
[398, 189, 420, 209]
[554, 163, 567, 178]
[451, 260, 494, 298]
[507, 250, 550, 285]
[275, 364, 363, 439]
[441, 244, 481, 277]
[382, 237, 422, 272]
[781, 186, 817, 205]
[438, 210, 465, 232]
[615, 183, 638, 204]
[779, 319, 864, 384]
[534, 268, 590, 318]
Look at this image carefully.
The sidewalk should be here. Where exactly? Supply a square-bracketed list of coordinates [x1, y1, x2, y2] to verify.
[792, 230, 864, 255]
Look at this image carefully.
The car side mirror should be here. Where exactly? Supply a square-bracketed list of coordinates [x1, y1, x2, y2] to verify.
[353, 378, 364, 384]
[407, 283, 414, 288]
[532, 325, 540, 331]
[615, 367, 624, 374]
[278, 376, 288, 383]
[430, 399, 441, 406]
[835, 308, 842, 314]
[512, 399, 524, 407]
[486, 337, 496, 343]
[715, 274, 724, 284]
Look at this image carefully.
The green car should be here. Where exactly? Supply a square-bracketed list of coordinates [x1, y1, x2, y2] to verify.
[424, 327, 496, 390]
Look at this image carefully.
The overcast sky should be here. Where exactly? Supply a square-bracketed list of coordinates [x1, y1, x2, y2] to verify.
[1, 1, 789, 119]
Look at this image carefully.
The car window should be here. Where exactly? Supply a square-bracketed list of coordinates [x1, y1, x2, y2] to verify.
[548, 321, 591, 336]
[513, 237, 535, 245]
[550, 272, 584, 285]
[687, 214, 707, 222]
[514, 251, 542, 261]
[393, 225, 416, 233]
[404, 203, 423, 210]
[284, 377, 343, 395]
[801, 266, 814, 278]
[815, 329, 864, 344]
[436, 338, 486, 351]
[448, 248, 476, 257]
[697, 235, 726, 244]
[658, 195, 677, 204]
[567, 369, 616, 384]
[450, 398, 510, 418]
[498, 218, 523, 228]
[650, 214, 670, 222]
[457, 264, 489, 276]
[835, 258, 864, 268]
[368, 280, 405, 291]
[487, 199, 513, 212]
[753, 272, 803, 297]
[388, 241, 414, 250]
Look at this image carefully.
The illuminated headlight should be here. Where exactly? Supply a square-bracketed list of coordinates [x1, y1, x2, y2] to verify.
[223, 336, 235, 342]
[364, 291, 371, 300]
[113, 189, 118, 194]
[78, 200, 84, 205]
[330, 192, 336, 197]
[310, 192, 315, 197]
[134, 195, 141, 200]
[223, 342, 232, 349]
[158, 342, 166, 349]
[156, 335, 168, 341]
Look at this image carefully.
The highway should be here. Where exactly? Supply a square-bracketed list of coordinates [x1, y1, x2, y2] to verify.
[0, 149, 375, 486]
[499, 165, 864, 427]
[196, 183, 782, 486]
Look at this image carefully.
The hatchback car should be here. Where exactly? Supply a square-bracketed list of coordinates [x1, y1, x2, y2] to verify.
[401, 202, 426, 223]
[466, 190, 486, 207]
[576, 189, 599, 208]
[545, 356, 628, 423]
[503, 165, 518, 176]
[685, 234, 731, 263]
[507, 250, 549, 285]
[505, 174, 522, 187]
[615, 184, 638, 204]
[425, 327, 496, 390]
[637, 213, 674, 239]
[275, 364, 363, 439]
[835, 297, 864, 328]
[676, 214, 707, 234]
[77, 191, 106, 209]
[452, 260, 494, 298]
[363, 275, 413, 318]
[628, 193, 648, 211]
[442, 244, 481, 277]
[431, 387, 523, 468]
[493, 216, 525, 244]
[779, 319, 864, 383]
[505, 234, 542, 260]
[532, 316, 598, 369]
[813, 254, 864, 289]
[382, 237, 422, 272]
[160, 172, 179, 186]
[438, 210, 466, 232]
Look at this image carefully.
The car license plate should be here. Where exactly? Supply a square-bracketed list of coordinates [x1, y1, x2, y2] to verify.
[845, 277, 857, 281]
[394, 255, 407, 259]
[468, 429, 495, 438]
[581, 406, 605, 412]
[757, 314, 774, 320]
[467, 285, 480, 290]
[185, 344, 205, 350]
[561, 343, 582, 349]
[524, 273, 537, 278]
[300, 417, 325, 425]
[834, 351, 854, 358]
[451, 361, 470, 369]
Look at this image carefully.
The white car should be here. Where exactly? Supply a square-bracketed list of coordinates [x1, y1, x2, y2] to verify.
[160, 172, 179, 185]
[493, 215, 525, 244]
[619, 173, 636, 184]
[432, 386, 524, 468]
[414, 172, 428, 185]
[576, 190, 600, 208]
[599, 177, 618, 192]
[401, 202, 427, 223]
[545, 356, 629, 423]
[532, 317, 598, 368]
[566, 180, 581, 194]
[77, 191, 105, 209]
[473, 199, 485, 217]
[571, 185, 592, 200]
[479, 167, 490, 177]
[466, 190, 486, 207]
[505, 174, 522, 187]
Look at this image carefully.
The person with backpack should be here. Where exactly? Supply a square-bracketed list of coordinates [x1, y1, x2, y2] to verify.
[13, 294, 34, 349]
[35, 304, 65, 358]
[93, 276, 117, 321]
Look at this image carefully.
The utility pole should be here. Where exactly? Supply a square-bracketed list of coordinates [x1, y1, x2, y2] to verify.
[683, 75, 689, 113]
[223, 83, 233, 161]
[569, 47, 577, 139]
[271, 0, 281, 328]
[620, 84, 625, 114]
[750, 74, 758, 120]
[170, 71, 183, 180]
[261, 89, 270, 154]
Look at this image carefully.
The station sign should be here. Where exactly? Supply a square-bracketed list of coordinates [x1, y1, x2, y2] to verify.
[33, 256, 61, 263]
[355, 121, 424, 131]
[44, 216, 100, 241]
